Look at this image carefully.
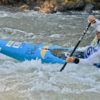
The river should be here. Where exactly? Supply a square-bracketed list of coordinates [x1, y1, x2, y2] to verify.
[0, 9, 100, 100]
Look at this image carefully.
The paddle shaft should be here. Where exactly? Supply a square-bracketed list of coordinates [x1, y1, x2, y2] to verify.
[60, 23, 91, 72]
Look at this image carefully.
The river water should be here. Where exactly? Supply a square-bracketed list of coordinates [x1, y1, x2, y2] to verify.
[0, 9, 100, 100]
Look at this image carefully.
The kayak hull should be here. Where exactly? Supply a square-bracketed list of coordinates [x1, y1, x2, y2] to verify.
[0, 39, 67, 64]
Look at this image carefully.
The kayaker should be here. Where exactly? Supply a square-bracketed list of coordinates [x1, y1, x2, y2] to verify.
[66, 16, 100, 68]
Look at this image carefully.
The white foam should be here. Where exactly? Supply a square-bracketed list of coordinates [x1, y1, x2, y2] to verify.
[0, 11, 8, 17]
[50, 34, 61, 38]
[0, 58, 100, 99]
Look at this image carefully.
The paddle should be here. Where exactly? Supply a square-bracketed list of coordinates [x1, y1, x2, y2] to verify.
[60, 23, 91, 72]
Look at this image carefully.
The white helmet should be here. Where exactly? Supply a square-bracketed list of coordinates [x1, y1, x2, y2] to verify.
[96, 25, 100, 32]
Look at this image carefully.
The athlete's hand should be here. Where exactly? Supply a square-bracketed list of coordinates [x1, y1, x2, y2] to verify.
[88, 16, 96, 24]
[66, 56, 75, 63]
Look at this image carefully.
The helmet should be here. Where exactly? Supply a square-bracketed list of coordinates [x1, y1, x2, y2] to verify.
[96, 25, 100, 32]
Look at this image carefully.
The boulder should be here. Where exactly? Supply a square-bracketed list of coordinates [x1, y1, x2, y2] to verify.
[0, 1, 2, 5]
[19, 4, 31, 10]
[74, 0, 85, 10]
[57, 6, 65, 12]
[84, 3, 94, 13]
[58, 0, 85, 11]
[38, 1, 57, 13]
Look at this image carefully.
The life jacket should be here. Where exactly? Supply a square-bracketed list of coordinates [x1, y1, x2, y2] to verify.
[84, 36, 100, 58]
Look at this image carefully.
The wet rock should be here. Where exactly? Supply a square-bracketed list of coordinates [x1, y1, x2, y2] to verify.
[0, 1, 2, 5]
[57, 0, 65, 3]
[0, 0, 100, 13]
[57, 6, 65, 12]
[74, 0, 85, 10]
[34, 6, 40, 11]
[64, 0, 85, 11]
[38, 1, 57, 13]
[95, 0, 100, 10]
[84, 3, 94, 13]
[19, 4, 31, 10]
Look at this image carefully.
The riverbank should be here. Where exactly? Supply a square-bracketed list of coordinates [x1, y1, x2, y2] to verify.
[0, 0, 100, 13]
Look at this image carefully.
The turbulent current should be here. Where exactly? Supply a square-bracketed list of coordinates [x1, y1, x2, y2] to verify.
[0, 10, 100, 100]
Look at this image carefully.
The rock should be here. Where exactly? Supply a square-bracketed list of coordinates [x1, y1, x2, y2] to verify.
[74, 0, 85, 10]
[40, 7, 51, 13]
[64, 0, 85, 11]
[0, 1, 2, 5]
[57, 6, 65, 12]
[1, 0, 8, 4]
[64, 4, 75, 10]
[19, 4, 31, 10]
[84, 3, 94, 13]
[57, 0, 65, 3]
[7, 0, 16, 5]
[34, 6, 40, 11]
[38, 1, 57, 13]
[95, 1, 100, 10]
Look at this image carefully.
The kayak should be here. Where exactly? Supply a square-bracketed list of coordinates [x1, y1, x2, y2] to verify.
[0, 39, 84, 64]
[0, 39, 100, 68]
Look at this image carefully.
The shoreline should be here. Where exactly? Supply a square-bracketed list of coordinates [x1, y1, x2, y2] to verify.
[0, 5, 100, 15]
[0, 0, 100, 14]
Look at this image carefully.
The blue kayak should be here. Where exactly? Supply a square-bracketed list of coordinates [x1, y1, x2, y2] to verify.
[0, 39, 84, 64]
